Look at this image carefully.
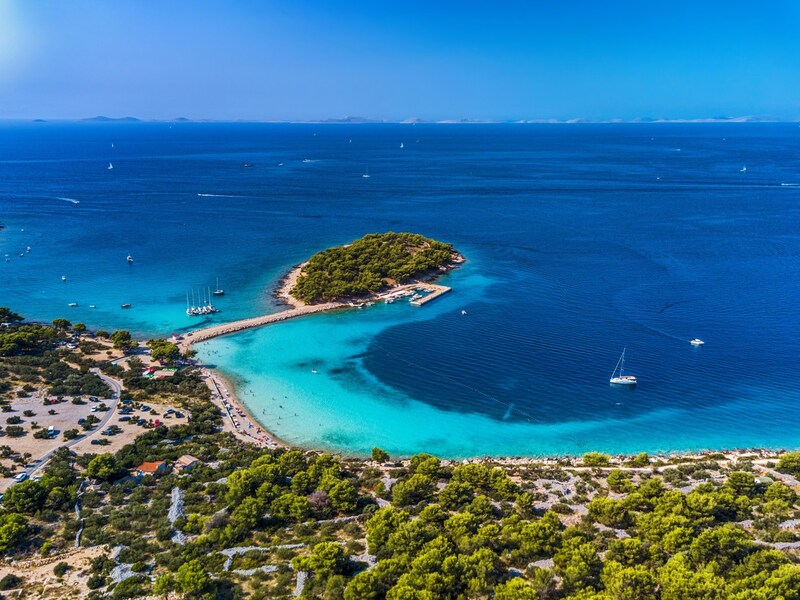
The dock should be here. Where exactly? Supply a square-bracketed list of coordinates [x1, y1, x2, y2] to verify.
[178, 281, 452, 350]
[410, 284, 451, 306]
[178, 301, 345, 351]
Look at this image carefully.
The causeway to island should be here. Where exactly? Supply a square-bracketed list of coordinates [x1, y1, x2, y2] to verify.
[179, 232, 463, 351]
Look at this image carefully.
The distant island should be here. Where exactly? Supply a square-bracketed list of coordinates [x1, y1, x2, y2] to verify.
[290, 232, 462, 303]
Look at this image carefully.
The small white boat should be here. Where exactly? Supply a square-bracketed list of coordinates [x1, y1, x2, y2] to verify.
[302, 158, 312, 163]
[461, 309, 467, 315]
[89, 305, 96, 309]
[108, 162, 114, 170]
[690, 338, 704, 346]
[400, 142, 404, 149]
[740, 165, 747, 172]
[61, 275, 67, 282]
[610, 348, 637, 385]
[127, 254, 134, 263]
[68, 302, 78, 307]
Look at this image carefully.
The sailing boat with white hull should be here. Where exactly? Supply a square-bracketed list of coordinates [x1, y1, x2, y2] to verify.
[610, 348, 637, 385]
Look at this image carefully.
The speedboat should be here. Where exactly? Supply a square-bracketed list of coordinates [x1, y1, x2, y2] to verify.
[121, 303, 132, 309]
[690, 338, 704, 346]
[68, 303, 78, 307]
[61, 275, 67, 282]
[127, 255, 134, 263]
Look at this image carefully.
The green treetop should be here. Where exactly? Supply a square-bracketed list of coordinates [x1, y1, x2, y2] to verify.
[291, 232, 458, 303]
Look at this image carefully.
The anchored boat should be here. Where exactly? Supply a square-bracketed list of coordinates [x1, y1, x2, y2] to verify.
[610, 348, 637, 385]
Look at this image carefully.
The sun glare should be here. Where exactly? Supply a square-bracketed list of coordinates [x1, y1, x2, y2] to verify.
[0, 3, 25, 78]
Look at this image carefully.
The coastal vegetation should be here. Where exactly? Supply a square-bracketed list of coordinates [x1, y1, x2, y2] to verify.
[291, 232, 458, 303]
[2, 306, 800, 599]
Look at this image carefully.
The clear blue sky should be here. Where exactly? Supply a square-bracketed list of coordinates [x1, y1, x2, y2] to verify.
[1, 0, 799, 121]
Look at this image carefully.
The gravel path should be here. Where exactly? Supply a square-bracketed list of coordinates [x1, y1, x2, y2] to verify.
[294, 571, 308, 597]
[220, 544, 304, 571]
[168, 487, 184, 524]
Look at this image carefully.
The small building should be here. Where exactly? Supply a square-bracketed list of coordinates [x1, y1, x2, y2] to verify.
[175, 455, 202, 471]
[130, 460, 168, 479]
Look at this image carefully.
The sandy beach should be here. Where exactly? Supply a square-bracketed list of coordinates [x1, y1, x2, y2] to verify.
[200, 367, 286, 449]
[181, 257, 464, 452]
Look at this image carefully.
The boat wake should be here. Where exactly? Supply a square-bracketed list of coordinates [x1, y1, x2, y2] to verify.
[197, 193, 246, 198]
[54, 197, 80, 204]
[780, 183, 800, 187]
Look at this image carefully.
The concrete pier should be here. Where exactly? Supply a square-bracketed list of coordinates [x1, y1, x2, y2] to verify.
[410, 284, 451, 306]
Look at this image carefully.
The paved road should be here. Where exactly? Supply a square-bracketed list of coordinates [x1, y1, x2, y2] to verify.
[22, 368, 122, 477]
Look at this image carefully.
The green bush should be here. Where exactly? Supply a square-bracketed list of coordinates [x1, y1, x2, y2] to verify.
[0, 573, 22, 590]
[583, 452, 611, 467]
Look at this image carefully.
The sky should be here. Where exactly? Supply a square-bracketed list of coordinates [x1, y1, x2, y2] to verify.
[0, 0, 799, 121]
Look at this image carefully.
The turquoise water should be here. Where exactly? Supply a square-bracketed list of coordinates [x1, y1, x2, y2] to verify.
[197, 256, 800, 458]
[4, 122, 800, 457]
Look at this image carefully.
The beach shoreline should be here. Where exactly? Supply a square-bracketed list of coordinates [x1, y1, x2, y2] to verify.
[200, 365, 288, 449]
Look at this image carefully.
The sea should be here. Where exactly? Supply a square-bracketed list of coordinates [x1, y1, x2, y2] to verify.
[2, 121, 799, 458]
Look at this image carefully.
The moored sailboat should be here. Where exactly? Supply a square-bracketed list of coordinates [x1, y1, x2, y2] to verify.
[213, 277, 225, 296]
[610, 348, 637, 385]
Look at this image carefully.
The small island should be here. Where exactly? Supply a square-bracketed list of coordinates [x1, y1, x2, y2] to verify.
[178, 233, 463, 350]
[290, 232, 462, 303]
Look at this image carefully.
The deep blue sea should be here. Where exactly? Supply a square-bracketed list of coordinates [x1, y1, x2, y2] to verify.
[2, 121, 800, 457]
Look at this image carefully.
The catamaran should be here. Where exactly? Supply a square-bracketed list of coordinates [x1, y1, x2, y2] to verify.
[610, 348, 637, 385]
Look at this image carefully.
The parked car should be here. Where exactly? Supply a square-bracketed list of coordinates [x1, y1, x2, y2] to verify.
[136, 419, 147, 426]
[14, 473, 27, 482]
[77, 418, 86, 424]
[118, 416, 131, 422]
[174, 412, 185, 419]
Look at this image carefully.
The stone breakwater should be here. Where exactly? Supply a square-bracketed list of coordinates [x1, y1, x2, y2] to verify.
[179, 301, 345, 351]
